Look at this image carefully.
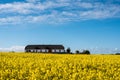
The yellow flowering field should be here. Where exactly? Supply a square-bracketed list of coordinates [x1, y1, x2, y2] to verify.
[0, 52, 120, 80]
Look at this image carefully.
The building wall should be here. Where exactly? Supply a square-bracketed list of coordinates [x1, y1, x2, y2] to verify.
[25, 49, 65, 53]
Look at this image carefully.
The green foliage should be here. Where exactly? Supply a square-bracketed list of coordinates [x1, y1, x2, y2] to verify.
[82, 50, 90, 54]
[75, 50, 90, 54]
[75, 50, 80, 54]
[115, 53, 120, 55]
[66, 48, 71, 53]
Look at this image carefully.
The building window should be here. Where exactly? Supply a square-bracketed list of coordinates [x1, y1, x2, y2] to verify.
[42, 49, 46, 52]
[52, 49, 55, 52]
[37, 50, 40, 52]
[56, 49, 59, 52]
[61, 50, 64, 52]
[46, 49, 48, 52]
[30, 50, 33, 52]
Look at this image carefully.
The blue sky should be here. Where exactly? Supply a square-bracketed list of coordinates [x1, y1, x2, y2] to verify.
[0, 0, 120, 53]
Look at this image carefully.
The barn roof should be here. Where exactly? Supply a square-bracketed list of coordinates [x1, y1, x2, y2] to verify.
[25, 45, 65, 49]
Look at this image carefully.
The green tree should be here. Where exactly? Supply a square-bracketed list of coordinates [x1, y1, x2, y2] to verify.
[66, 48, 71, 53]
[82, 50, 90, 55]
[75, 50, 80, 54]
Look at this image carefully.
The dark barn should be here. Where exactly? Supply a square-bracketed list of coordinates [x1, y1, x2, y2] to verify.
[25, 45, 65, 53]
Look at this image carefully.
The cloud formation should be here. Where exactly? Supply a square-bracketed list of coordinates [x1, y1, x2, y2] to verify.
[89, 48, 120, 54]
[0, 46, 25, 52]
[0, 0, 120, 24]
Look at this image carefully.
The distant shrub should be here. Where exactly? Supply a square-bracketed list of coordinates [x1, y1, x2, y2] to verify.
[75, 50, 80, 54]
[115, 53, 120, 55]
[9, 51, 15, 53]
[66, 48, 71, 53]
[75, 50, 90, 55]
[81, 50, 90, 55]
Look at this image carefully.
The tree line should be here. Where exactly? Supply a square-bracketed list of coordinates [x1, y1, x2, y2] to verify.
[66, 48, 90, 54]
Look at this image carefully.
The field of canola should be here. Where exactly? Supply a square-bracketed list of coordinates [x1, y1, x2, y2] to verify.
[0, 52, 120, 80]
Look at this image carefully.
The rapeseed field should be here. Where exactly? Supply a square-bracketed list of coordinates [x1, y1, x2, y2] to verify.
[0, 52, 120, 80]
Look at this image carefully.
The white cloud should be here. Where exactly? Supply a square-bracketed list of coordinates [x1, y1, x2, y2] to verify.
[26, 0, 38, 3]
[0, 46, 25, 52]
[0, 0, 120, 24]
[0, 2, 47, 14]
[77, 2, 93, 8]
[0, 16, 23, 24]
[89, 48, 120, 54]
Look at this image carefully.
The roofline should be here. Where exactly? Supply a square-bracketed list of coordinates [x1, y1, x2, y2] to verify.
[25, 44, 65, 49]
[26, 44, 64, 46]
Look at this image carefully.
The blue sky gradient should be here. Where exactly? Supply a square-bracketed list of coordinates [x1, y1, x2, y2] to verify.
[0, 0, 120, 53]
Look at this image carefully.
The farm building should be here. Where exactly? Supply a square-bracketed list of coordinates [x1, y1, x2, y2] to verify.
[25, 45, 65, 53]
